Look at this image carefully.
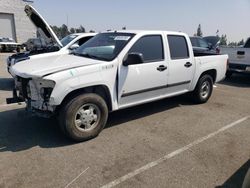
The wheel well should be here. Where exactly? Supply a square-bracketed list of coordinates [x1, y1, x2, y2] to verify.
[200, 69, 217, 83]
[58, 85, 112, 112]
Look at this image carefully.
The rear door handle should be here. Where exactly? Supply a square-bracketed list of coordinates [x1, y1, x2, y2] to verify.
[157, 65, 167, 72]
[237, 51, 245, 55]
[184, 62, 192, 68]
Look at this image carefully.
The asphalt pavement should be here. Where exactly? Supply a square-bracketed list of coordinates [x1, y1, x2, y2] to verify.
[0, 53, 249, 188]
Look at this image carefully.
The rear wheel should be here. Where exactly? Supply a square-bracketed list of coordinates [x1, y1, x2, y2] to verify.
[59, 93, 108, 142]
[192, 74, 213, 104]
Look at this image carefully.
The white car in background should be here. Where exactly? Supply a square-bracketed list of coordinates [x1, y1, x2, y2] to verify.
[0, 37, 21, 52]
[7, 5, 96, 74]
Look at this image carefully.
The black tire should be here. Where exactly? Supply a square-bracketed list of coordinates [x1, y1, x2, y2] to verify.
[192, 74, 213, 104]
[243, 168, 250, 188]
[58, 93, 108, 142]
[226, 71, 233, 78]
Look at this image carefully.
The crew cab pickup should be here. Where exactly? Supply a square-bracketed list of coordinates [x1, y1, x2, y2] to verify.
[8, 30, 228, 141]
[7, 5, 96, 75]
[221, 38, 250, 77]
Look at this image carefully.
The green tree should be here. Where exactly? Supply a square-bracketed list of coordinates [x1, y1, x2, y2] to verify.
[220, 34, 227, 46]
[70, 28, 76, 34]
[61, 24, 70, 38]
[196, 24, 203, 37]
[237, 39, 244, 46]
[79, 25, 86, 33]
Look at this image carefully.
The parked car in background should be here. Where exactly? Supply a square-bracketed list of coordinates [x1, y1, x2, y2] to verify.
[8, 30, 228, 141]
[221, 38, 250, 77]
[23, 38, 47, 51]
[190, 36, 220, 56]
[0, 37, 21, 52]
[7, 5, 96, 75]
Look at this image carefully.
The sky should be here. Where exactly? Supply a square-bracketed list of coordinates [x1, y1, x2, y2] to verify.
[34, 0, 250, 42]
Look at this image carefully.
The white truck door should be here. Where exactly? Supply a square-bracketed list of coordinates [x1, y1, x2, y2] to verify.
[166, 35, 195, 93]
[118, 35, 168, 107]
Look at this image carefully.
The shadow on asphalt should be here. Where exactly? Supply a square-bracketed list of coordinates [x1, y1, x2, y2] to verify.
[106, 95, 193, 129]
[0, 108, 74, 152]
[215, 160, 250, 188]
[219, 74, 250, 88]
[0, 78, 14, 91]
[0, 95, 194, 152]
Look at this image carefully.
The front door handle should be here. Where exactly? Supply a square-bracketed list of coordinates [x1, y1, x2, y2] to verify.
[157, 65, 167, 72]
[184, 62, 192, 68]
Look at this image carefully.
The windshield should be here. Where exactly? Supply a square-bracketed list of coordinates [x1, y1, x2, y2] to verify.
[73, 32, 135, 61]
[60, 34, 78, 47]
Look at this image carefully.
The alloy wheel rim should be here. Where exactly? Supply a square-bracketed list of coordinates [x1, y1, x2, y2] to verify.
[74, 103, 101, 132]
[200, 81, 210, 99]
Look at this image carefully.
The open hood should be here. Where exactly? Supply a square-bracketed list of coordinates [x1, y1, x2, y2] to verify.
[24, 5, 63, 48]
[203, 36, 220, 48]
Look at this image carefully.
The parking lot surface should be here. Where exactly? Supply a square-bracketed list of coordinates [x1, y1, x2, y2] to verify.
[0, 53, 249, 188]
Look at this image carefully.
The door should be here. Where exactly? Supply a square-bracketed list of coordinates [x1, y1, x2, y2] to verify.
[167, 35, 195, 93]
[118, 35, 168, 107]
[0, 13, 16, 41]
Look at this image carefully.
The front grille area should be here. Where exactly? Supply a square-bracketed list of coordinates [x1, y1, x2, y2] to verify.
[16, 76, 31, 99]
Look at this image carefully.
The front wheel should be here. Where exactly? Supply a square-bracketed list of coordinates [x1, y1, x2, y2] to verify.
[191, 74, 213, 104]
[59, 93, 108, 142]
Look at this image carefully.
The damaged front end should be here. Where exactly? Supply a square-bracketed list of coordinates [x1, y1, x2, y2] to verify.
[6, 77, 56, 117]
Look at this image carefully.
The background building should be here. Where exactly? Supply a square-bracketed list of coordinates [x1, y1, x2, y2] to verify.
[0, 0, 36, 43]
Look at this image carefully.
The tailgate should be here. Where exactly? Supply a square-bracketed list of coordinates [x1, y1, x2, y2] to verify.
[221, 47, 250, 65]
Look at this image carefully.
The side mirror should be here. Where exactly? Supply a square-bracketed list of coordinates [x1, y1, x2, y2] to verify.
[123, 53, 144, 66]
[69, 43, 79, 50]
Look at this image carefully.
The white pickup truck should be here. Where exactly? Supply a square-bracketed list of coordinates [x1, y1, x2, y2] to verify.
[8, 30, 228, 141]
[221, 38, 250, 77]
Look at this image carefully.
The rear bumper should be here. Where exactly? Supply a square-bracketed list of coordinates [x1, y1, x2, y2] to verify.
[228, 63, 250, 73]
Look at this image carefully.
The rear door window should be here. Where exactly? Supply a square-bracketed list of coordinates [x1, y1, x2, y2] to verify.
[168, 35, 189, 59]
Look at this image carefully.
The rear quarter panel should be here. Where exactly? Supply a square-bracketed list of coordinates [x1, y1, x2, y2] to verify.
[190, 55, 228, 91]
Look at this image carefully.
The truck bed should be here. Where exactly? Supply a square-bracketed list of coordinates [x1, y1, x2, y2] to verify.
[194, 54, 228, 83]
